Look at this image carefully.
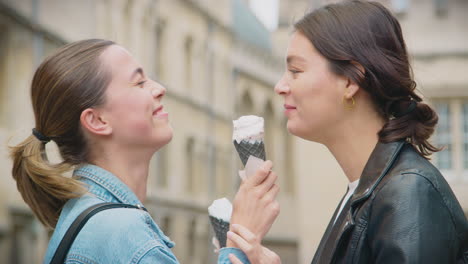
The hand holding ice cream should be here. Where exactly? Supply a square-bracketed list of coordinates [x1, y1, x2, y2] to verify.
[228, 160, 280, 247]
[229, 116, 280, 244]
[208, 115, 280, 252]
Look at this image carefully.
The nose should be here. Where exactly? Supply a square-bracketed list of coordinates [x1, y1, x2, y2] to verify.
[274, 74, 290, 95]
[151, 80, 166, 99]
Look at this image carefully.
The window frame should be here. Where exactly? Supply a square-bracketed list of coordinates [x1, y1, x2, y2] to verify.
[461, 102, 468, 181]
[434, 101, 455, 181]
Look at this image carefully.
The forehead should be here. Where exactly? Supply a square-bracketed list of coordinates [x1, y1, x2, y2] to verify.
[100, 45, 139, 78]
[287, 31, 320, 60]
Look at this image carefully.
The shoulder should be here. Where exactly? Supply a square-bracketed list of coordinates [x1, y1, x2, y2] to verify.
[80, 206, 167, 246]
[371, 161, 468, 238]
[65, 206, 174, 263]
[381, 143, 457, 205]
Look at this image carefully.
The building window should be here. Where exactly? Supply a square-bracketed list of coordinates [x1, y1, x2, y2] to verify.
[434, 0, 448, 17]
[187, 218, 196, 258]
[0, 224, 7, 263]
[216, 148, 229, 196]
[239, 91, 254, 116]
[434, 102, 453, 178]
[284, 131, 295, 195]
[184, 36, 194, 91]
[155, 147, 169, 188]
[155, 20, 166, 80]
[186, 138, 195, 193]
[462, 102, 468, 178]
[161, 215, 171, 238]
[10, 209, 38, 264]
[392, 0, 410, 15]
[0, 26, 6, 127]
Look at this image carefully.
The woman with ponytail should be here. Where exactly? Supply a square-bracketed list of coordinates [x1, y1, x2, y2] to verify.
[10, 39, 280, 263]
[228, 1, 468, 264]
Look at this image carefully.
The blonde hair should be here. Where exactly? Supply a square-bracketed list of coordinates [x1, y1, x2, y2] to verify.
[10, 39, 115, 228]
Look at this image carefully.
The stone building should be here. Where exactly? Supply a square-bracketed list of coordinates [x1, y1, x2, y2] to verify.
[0, 0, 297, 263]
[1, 0, 467, 264]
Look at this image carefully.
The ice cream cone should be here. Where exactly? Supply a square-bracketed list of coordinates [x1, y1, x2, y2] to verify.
[233, 139, 266, 166]
[208, 198, 232, 249]
[232, 115, 266, 167]
[209, 215, 230, 248]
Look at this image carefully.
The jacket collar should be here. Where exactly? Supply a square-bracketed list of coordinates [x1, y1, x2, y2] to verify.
[351, 140, 406, 205]
[73, 164, 143, 205]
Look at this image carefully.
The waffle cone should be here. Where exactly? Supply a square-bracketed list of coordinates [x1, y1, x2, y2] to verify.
[233, 140, 266, 166]
[209, 216, 230, 248]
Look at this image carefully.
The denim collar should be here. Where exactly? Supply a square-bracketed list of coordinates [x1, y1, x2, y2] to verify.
[73, 164, 143, 206]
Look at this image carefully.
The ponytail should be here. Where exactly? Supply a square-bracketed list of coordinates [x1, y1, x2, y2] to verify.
[379, 100, 440, 158]
[10, 136, 85, 228]
[9, 39, 114, 228]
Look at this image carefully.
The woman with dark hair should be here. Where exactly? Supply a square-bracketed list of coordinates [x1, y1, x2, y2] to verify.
[9, 39, 280, 263]
[228, 1, 468, 263]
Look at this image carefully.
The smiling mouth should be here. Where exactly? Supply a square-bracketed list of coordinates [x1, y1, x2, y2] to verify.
[284, 104, 296, 110]
[153, 105, 167, 117]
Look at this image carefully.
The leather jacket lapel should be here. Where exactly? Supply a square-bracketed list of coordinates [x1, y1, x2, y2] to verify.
[351, 141, 405, 205]
[311, 141, 406, 264]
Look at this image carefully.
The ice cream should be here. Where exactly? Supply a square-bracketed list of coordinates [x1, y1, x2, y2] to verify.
[208, 198, 232, 248]
[207, 116, 267, 250]
[233, 115, 266, 166]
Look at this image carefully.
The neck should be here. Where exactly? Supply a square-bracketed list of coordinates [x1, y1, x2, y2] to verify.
[322, 110, 384, 183]
[91, 145, 152, 203]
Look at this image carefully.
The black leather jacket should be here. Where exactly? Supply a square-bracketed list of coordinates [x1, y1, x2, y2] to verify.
[312, 141, 468, 264]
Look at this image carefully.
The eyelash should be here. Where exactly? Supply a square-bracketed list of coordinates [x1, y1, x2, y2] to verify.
[137, 80, 147, 87]
[288, 69, 302, 75]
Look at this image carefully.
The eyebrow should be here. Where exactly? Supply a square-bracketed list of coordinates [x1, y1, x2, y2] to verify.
[286, 55, 307, 64]
[130, 67, 144, 81]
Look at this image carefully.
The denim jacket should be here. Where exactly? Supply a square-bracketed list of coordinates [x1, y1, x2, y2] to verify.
[43, 164, 249, 264]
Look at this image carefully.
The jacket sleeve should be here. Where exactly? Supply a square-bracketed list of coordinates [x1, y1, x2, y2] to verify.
[137, 245, 250, 264]
[367, 173, 460, 264]
[218, 247, 251, 264]
[136, 242, 180, 264]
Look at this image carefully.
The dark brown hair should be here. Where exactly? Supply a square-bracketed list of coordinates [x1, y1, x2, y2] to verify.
[10, 39, 114, 228]
[294, 0, 439, 158]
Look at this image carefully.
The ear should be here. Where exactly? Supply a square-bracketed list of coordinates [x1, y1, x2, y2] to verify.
[344, 61, 365, 99]
[80, 108, 112, 136]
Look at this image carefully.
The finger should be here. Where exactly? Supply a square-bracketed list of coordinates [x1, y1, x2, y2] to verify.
[231, 224, 256, 243]
[263, 246, 276, 256]
[263, 184, 280, 202]
[263, 248, 282, 264]
[248, 160, 273, 186]
[228, 254, 245, 264]
[256, 171, 278, 195]
[227, 231, 252, 253]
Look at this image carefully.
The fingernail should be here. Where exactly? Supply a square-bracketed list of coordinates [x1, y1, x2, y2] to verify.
[262, 160, 272, 170]
[227, 231, 233, 237]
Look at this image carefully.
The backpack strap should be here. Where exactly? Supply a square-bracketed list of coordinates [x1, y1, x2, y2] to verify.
[50, 202, 147, 264]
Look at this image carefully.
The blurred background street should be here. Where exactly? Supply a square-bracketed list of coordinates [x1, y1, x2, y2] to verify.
[0, 0, 467, 263]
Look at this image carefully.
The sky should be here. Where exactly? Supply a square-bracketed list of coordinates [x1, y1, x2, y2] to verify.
[249, 0, 279, 31]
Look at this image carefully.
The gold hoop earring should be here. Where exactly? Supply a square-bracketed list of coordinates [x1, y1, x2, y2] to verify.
[343, 96, 355, 109]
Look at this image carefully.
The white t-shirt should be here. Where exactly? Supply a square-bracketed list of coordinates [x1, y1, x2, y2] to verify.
[334, 179, 360, 224]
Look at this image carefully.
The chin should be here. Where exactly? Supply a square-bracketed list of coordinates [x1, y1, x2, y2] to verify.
[286, 121, 301, 137]
[287, 121, 318, 142]
[155, 126, 173, 147]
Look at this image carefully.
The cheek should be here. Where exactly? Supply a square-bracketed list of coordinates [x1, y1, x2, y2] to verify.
[295, 79, 341, 125]
[109, 96, 152, 128]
